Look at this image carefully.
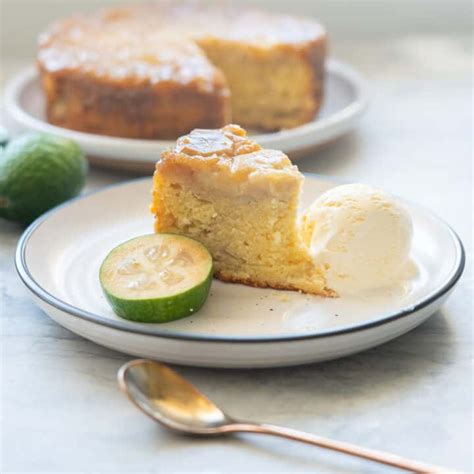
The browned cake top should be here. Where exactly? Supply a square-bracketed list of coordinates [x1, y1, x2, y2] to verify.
[37, 15, 226, 91]
[38, 2, 325, 87]
[103, 3, 326, 46]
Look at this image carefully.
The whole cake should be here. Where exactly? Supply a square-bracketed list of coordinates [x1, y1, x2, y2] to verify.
[38, 3, 327, 139]
[151, 124, 332, 295]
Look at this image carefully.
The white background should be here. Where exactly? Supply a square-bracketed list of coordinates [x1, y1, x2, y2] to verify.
[1, 0, 473, 53]
[0, 1, 472, 473]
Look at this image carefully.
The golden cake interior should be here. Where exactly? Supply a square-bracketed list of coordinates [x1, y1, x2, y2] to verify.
[197, 38, 321, 130]
[151, 125, 331, 295]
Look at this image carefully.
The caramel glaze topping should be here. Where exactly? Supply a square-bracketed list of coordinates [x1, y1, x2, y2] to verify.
[175, 125, 261, 157]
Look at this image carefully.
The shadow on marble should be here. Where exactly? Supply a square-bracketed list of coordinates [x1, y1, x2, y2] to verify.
[32, 307, 457, 413]
[143, 415, 385, 473]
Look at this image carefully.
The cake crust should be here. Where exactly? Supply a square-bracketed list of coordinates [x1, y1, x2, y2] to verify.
[215, 270, 335, 297]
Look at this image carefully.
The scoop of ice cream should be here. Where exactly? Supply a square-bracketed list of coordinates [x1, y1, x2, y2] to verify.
[300, 183, 414, 294]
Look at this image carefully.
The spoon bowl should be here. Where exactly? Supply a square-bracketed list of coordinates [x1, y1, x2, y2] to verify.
[118, 359, 232, 434]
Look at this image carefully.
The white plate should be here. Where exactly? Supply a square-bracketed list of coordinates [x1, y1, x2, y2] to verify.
[15, 176, 464, 368]
[5, 59, 367, 171]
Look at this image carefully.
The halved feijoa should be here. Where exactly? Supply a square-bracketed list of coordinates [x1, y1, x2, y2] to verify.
[99, 234, 213, 323]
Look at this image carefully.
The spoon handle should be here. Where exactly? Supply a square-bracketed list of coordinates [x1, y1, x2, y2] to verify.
[228, 422, 447, 473]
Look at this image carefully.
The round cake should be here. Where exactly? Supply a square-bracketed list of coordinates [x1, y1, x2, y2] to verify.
[37, 3, 327, 139]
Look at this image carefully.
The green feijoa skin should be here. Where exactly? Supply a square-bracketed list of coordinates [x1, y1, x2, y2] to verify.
[0, 132, 88, 225]
[0, 126, 9, 148]
[100, 234, 213, 323]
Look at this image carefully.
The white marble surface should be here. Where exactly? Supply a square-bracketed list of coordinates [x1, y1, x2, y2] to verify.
[1, 36, 472, 473]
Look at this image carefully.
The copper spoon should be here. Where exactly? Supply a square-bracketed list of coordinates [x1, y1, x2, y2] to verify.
[118, 359, 448, 473]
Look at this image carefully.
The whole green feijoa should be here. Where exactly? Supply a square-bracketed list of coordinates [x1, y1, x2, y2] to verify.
[0, 132, 88, 225]
[0, 126, 9, 148]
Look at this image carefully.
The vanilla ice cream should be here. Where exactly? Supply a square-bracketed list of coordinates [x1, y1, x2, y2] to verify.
[300, 184, 415, 294]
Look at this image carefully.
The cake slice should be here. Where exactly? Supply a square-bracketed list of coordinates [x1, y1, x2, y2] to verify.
[151, 125, 331, 296]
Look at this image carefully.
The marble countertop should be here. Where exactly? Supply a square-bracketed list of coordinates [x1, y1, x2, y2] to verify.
[1, 36, 472, 473]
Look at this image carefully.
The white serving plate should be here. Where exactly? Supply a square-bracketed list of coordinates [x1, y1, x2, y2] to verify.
[5, 60, 367, 171]
[15, 176, 464, 368]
